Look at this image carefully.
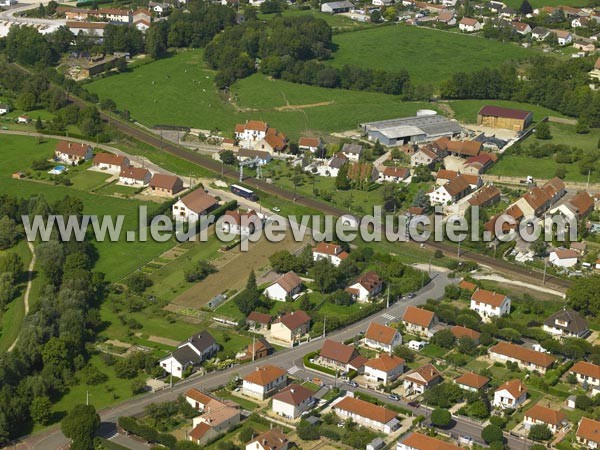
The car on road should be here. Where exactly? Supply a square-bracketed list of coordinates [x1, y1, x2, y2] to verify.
[407, 292, 416, 298]
[347, 381, 358, 388]
[272, 207, 281, 212]
[387, 394, 399, 401]
[407, 401, 420, 408]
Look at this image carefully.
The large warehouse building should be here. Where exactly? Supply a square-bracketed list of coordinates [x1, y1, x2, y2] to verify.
[359, 111, 463, 146]
[477, 105, 533, 131]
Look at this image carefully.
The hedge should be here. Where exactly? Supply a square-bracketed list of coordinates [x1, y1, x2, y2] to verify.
[354, 392, 412, 416]
[303, 352, 337, 376]
[118, 416, 176, 449]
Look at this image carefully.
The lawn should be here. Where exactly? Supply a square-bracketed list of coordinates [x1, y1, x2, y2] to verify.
[69, 170, 112, 191]
[86, 49, 433, 138]
[448, 99, 567, 124]
[329, 25, 531, 85]
[489, 122, 600, 182]
[0, 134, 175, 281]
[0, 240, 33, 352]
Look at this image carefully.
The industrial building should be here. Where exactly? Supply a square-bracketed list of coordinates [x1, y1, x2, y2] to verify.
[359, 111, 463, 146]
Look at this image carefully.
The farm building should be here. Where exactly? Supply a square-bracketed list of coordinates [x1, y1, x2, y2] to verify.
[477, 105, 533, 131]
[360, 112, 462, 146]
[321, 0, 353, 13]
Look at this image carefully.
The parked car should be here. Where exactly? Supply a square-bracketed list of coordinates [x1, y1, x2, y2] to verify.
[347, 381, 358, 388]
[388, 394, 399, 401]
[408, 401, 420, 408]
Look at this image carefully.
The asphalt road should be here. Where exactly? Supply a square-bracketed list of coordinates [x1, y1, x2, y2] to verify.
[16, 271, 454, 450]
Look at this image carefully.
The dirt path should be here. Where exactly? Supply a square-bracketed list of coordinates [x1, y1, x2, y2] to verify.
[275, 101, 334, 111]
[437, 101, 455, 119]
[135, 333, 179, 347]
[7, 241, 36, 352]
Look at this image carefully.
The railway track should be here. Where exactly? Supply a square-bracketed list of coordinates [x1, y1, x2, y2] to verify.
[11, 61, 569, 293]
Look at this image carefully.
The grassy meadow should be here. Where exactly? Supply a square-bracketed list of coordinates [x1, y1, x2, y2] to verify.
[448, 99, 567, 123]
[86, 50, 433, 137]
[328, 25, 532, 84]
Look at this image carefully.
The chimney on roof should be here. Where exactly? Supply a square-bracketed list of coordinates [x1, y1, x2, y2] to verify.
[519, 384, 522, 392]
[290, 389, 295, 394]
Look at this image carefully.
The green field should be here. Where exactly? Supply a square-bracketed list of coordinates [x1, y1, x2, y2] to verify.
[86, 50, 433, 137]
[258, 8, 371, 31]
[448, 99, 567, 123]
[0, 134, 175, 281]
[503, 0, 585, 8]
[329, 25, 532, 84]
[489, 121, 600, 182]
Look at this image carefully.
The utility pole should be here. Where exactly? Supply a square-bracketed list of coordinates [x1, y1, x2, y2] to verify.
[457, 240, 461, 262]
[588, 169, 591, 189]
[252, 335, 256, 362]
[86, 390, 89, 406]
[170, 359, 173, 389]
[386, 285, 390, 309]
[542, 258, 547, 285]
[322, 315, 326, 338]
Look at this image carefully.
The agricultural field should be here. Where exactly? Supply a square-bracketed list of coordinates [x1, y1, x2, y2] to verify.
[489, 121, 600, 182]
[328, 25, 532, 84]
[0, 134, 175, 281]
[448, 99, 567, 123]
[86, 50, 433, 138]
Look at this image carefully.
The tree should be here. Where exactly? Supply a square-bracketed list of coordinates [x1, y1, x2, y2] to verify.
[393, 345, 416, 362]
[567, 276, 600, 316]
[0, 216, 19, 250]
[30, 396, 52, 425]
[238, 427, 254, 443]
[519, 0, 533, 14]
[370, 9, 383, 23]
[99, 98, 116, 112]
[576, 118, 590, 134]
[457, 336, 477, 355]
[555, 166, 567, 179]
[412, 189, 431, 212]
[61, 404, 100, 450]
[126, 271, 152, 294]
[482, 424, 504, 444]
[535, 121, 552, 140]
[16, 92, 36, 111]
[528, 424, 552, 441]
[0, 252, 23, 283]
[312, 259, 340, 293]
[335, 163, 350, 190]
[220, 150, 236, 165]
[269, 250, 299, 273]
[576, 394, 593, 411]
[430, 409, 452, 427]
[431, 329, 455, 349]
[184, 261, 216, 282]
[467, 400, 490, 419]
[145, 25, 167, 59]
[372, 140, 384, 156]
[297, 419, 320, 440]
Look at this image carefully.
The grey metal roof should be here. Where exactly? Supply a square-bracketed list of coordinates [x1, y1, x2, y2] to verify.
[361, 114, 462, 140]
[323, 0, 353, 8]
[171, 345, 202, 365]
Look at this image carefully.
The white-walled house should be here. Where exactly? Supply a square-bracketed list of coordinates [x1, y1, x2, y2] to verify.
[364, 354, 405, 385]
[403, 364, 442, 395]
[235, 120, 268, 143]
[364, 322, 402, 353]
[332, 395, 399, 433]
[92, 153, 130, 172]
[459, 17, 482, 32]
[549, 249, 579, 268]
[569, 361, 600, 388]
[270, 310, 311, 346]
[543, 309, 589, 339]
[0, 104, 10, 115]
[271, 384, 315, 419]
[489, 342, 556, 374]
[345, 271, 383, 302]
[55, 141, 93, 164]
[577, 417, 600, 449]
[312, 242, 349, 267]
[246, 429, 288, 450]
[242, 365, 287, 400]
[454, 372, 489, 392]
[493, 379, 527, 409]
[341, 143, 363, 161]
[523, 404, 566, 434]
[263, 271, 303, 302]
[470, 289, 510, 320]
[119, 167, 152, 186]
[172, 189, 217, 222]
[402, 306, 438, 338]
[221, 209, 262, 236]
[159, 331, 218, 378]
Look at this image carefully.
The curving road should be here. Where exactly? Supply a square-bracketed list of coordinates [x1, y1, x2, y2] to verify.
[0, 1, 65, 36]
[16, 271, 461, 450]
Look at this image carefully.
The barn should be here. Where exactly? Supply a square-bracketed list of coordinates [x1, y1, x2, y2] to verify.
[477, 105, 533, 131]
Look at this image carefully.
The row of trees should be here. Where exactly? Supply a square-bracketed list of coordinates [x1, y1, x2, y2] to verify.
[0, 194, 106, 443]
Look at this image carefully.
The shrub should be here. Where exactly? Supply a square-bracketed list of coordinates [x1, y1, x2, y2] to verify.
[528, 424, 552, 441]
[482, 424, 504, 444]
[430, 409, 452, 428]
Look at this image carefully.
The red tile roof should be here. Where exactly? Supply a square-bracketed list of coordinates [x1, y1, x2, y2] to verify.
[524, 404, 566, 426]
[272, 384, 314, 406]
[275, 310, 311, 330]
[334, 396, 397, 424]
[120, 167, 150, 180]
[489, 342, 556, 368]
[93, 153, 128, 167]
[319, 339, 357, 364]
[495, 379, 527, 398]
[458, 280, 477, 292]
[571, 361, 600, 379]
[55, 141, 91, 157]
[365, 322, 399, 345]
[298, 137, 321, 148]
[451, 325, 480, 340]
[364, 354, 405, 372]
[577, 417, 600, 443]
[179, 189, 217, 214]
[471, 289, 508, 308]
[243, 365, 286, 386]
[313, 242, 343, 256]
[149, 173, 182, 191]
[405, 363, 442, 384]
[400, 433, 462, 450]
[271, 271, 302, 293]
[478, 105, 532, 120]
[382, 167, 409, 178]
[402, 306, 435, 328]
[248, 429, 288, 450]
[455, 372, 489, 389]
[247, 311, 272, 325]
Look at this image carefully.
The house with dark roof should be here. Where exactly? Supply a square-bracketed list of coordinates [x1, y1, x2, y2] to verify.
[270, 310, 311, 346]
[341, 143, 363, 162]
[317, 339, 366, 372]
[246, 428, 289, 450]
[345, 271, 383, 302]
[364, 322, 402, 353]
[468, 185, 501, 208]
[550, 191, 594, 221]
[159, 331, 218, 378]
[271, 384, 315, 419]
[237, 337, 274, 361]
[263, 271, 303, 302]
[403, 363, 442, 395]
[543, 309, 589, 339]
[172, 189, 218, 222]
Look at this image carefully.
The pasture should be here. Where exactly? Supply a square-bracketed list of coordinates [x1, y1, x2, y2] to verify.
[86, 50, 433, 137]
[447, 99, 567, 123]
[328, 25, 531, 84]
